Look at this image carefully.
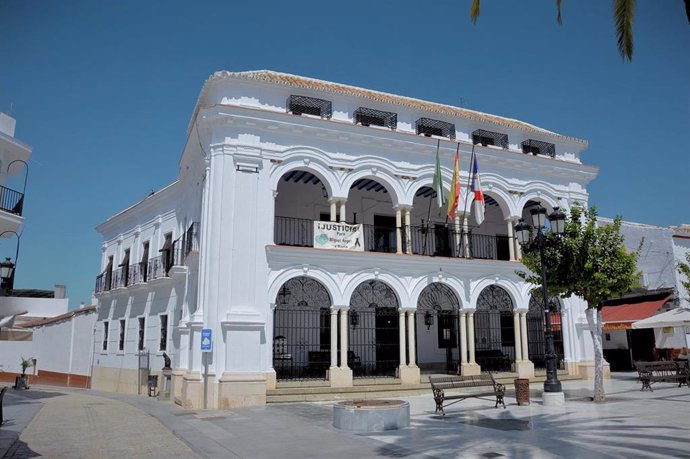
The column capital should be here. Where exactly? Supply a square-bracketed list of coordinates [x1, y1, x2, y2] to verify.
[401, 307, 416, 313]
[461, 308, 476, 313]
[333, 305, 350, 312]
[505, 216, 521, 223]
[393, 204, 413, 211]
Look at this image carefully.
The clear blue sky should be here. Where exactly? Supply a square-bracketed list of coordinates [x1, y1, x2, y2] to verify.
[1, 1, 688, 308]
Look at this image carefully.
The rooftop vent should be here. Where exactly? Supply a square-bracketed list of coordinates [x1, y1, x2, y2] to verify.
[521, 139, 556, 158]
[415, 118, 455, 140]
[354, 107, 397, 130]
[287, 95, 332, 119]
[472, 129, 508, 149]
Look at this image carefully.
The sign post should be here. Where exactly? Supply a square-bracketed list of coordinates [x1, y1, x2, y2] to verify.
[201, 328, 212, 409]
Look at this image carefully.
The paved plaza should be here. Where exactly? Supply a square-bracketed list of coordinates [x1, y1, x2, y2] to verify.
[1, 373, 689, 458]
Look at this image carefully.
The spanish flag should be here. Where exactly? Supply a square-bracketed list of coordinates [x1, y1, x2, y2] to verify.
[447, 145, 460, 220]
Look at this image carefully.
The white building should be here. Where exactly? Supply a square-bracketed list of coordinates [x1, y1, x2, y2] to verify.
[92, 70, 602, 409]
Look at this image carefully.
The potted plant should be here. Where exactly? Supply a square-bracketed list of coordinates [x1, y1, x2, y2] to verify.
[13, 356, 33, 390]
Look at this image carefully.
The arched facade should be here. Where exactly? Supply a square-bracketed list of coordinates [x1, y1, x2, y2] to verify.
[474, 285, 515, 371]
[416, 283, 461, 374]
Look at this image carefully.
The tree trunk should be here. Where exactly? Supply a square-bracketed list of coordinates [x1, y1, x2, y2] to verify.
[585, 307, 606, 401]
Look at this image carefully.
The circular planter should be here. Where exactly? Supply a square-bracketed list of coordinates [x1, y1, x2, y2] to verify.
[333, 399, 410, 432]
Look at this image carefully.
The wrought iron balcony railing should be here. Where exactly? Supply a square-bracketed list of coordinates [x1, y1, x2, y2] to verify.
[95, 246, 186, 293]
[274, 216, 513, 261]
[0, 185, 24, 216]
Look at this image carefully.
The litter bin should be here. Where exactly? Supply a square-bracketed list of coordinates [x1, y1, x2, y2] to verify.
[147, 375, 158, 397]
[514, 378, 530, 406]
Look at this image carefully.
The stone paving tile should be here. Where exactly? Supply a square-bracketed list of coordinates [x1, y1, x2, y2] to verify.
[3, 375, 690, 458]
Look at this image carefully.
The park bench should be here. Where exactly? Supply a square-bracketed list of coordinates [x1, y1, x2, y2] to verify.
[429, 374, 505, 416]
[634, 361, 690, 392]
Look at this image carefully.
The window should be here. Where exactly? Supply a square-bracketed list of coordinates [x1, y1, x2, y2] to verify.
[160, 233, 173, 274]
[159, 315, 168, 352]
[105, 256, 113, 290]
[472, 129, 509, 149]
[287, 95, 332, 119]
[353, 107, 397, 130]
[102, 321, 109, 351]
[119, 319, 126, 352]
[141, 241, 149, 282]
[138, 317, 145, 351]
[120, 249, 130, 287]
[415, 118, 455, 140]
[521, 139, 556, 158]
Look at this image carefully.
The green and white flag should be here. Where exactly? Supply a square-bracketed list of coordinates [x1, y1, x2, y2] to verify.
[431, 140, 445, 208]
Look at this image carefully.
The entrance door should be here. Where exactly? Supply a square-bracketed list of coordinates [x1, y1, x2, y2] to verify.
[373, 215, 396, 253]
[375, 307, 399, 374]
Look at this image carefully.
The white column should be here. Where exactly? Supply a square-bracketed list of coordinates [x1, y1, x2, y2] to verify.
[520, 312, 529, 362]
[514, 310, 523, 361]
[468, 312, 476, 364]
[339, 201, 347, 223]
[398, 310, 407, 366]
[460, 312, 468, 364]
[339, 309, 349, 368]
[330, 200, 337, 222]
[515, 234, 523, 261]
[404, 208, 412, 254]
[330, 309, 338, 368]
[462, 216, 470, 258]
[454, 215, 462, 257]
[507, 219, 516, 261]
[395, 208, 403, 254]
[407, 311, 417, 367]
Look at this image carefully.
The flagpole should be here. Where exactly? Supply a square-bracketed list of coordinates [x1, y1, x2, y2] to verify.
[459, 144, 476, 258]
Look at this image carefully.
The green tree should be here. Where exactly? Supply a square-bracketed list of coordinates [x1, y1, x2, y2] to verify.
[678, 252, 690, 297]
[518, 206, 639, 401]
[470, 0, 690, 62]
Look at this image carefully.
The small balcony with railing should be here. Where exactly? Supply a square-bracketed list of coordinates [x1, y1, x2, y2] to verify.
[95, 222, 200, 294]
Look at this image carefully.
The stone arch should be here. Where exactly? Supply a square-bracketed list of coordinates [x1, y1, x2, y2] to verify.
[409, 275, 465, 310]
[465, 179, 515, 220]
[473, 284, 517, 371]
[342, 271, 408, 308]
[268, 268, 341, 307]
[341, 167, 404, 208]
[470, 278, 520, 311]
[272, 275, 333, 381]
[270, 154, 338, 198]
[517, 189, 562, 214]
[416, 282, 463, 373]
[526, 293, 565, 369]
[348, 278, 401, 378]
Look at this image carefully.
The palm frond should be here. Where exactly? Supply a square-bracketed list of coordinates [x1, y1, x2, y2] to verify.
[471, 0, 480, 24]
[614, 0, 635, 61]
[557, 0, 563, 25]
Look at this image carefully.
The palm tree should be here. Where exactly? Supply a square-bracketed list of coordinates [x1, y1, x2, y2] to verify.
[470, 0, 689, 62]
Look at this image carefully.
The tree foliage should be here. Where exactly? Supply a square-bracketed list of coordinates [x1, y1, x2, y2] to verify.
[517, 206, 639, 309]
[469, 0, 690, 62]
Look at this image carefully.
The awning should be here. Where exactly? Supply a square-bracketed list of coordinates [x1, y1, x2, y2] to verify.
[632, 307, 690, 329]
[602, 295, 671, 331]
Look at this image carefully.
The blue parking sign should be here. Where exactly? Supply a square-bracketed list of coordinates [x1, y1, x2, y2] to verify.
[201, 328, 213, 352]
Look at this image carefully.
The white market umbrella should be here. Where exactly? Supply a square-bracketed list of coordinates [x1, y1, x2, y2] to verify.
[632, 308, 690, 329]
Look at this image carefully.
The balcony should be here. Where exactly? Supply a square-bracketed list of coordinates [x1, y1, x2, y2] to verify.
[274, 216, 512, 260]
[0, 185, 24, 216]
[95, 246, 186, 294]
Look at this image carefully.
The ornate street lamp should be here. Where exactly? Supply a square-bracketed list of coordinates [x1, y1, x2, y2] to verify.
[0, 257, 15, 296]
[515, 206, 567, 394]
[424, 311, 433, 330]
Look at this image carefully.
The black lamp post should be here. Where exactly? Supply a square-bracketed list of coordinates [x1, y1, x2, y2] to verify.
[514, 205, 566, 393]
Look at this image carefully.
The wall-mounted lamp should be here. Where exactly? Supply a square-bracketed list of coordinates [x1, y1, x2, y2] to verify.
[424, 311, 433, 330]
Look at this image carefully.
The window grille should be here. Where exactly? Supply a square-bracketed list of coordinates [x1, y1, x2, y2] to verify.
[287, 95, 332, 119]
[354, 107, 397, 130]
[521, 139, 556, 158]
[415, 118, 455, 140]
[472, 129, 509, 149]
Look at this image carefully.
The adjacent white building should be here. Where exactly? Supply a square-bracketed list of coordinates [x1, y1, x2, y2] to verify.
[92, 70, 602, 409]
